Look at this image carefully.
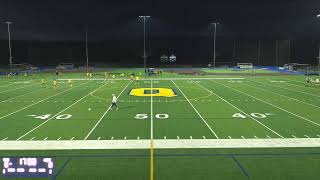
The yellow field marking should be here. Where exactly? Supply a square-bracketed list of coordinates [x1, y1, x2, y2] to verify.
[130, 88, 177, 97]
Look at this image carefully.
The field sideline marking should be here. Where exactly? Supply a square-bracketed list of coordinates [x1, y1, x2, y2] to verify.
[196, 81, 284, 138]
[215, 80, 320, 128]
[244, 83, 320, 110]
[0, 88, 44, 103]
[0, 84, 34, 94]
[58, 77, 246, 81]
[84, 81, 132, 140]
[252, 79, 320, 98]
[150, 79, 154, 180]
[17, 81, 109, 140]
[171, 80, 219, 139]
[0, 81, 90, 121]
[1, 138, 320, 150]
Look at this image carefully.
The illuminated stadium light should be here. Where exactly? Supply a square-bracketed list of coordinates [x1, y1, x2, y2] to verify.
[138, 16, 151, 69]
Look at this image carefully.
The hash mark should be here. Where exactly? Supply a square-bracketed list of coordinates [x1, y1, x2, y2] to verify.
[111, 137, 114, 140]
[2, 137, 8, 141]
[177, 136, 180, 140]
[98, 137, 101, 140]
[266, 135, 271, 138]
[137, 136, 140, 140]
[317, 135, 320, 138]
[241, 136, 245, 139]
[57, 137, 61, 140]
[254, 136, 258, 138]
[304, 135, 310, 138]
[190, 136, 193, 139]
[124, 137, 127, 140]
[43, 137, 48, 140]
[202, 136, 206, 139]
[70, 137, 75, 140]
[228, 136, 232, 139]
[164, 136, 166, 139]
[30, 137, 35, 140]
[291, 135, 297, 138]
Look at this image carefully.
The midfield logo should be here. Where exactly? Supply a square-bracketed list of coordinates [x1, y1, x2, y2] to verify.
[129, 88, 177, 97]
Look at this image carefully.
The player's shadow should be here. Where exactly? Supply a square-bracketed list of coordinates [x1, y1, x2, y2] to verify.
[119, 106, 136, 110]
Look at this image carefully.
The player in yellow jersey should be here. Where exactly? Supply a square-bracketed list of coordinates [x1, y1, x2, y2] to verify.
[112, 74, 115, 79]
[41, 79, 45, 87]
[53, 79, 57, 89]
[68, 79, 73, 87]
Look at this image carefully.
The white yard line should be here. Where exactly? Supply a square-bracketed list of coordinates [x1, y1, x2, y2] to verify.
[150, 79, 154, 140]
[253, 79, 320, 98]
[0, 81, 89, 121]
[1, 139, 320, 150]
[58, 77, 246, 81]
[16, 82, 108, 140]
[245, 83, 320, 109]
[196, 81, 284, 138]
[171, 80, 219, 139]
[214, 80, 320, 128]
[0, 88, 44, 103]
[0, 84, 33, 94]
[84, 81, 132, 140]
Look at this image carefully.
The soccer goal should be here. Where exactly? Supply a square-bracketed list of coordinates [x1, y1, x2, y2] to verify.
[237, 63, 253, 69]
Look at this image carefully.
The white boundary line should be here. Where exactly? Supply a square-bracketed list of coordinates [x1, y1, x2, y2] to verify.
[58, 77, 246, 81]
[196, 81, 284, 138]
[0, 81, 90, 121]
[17, 81, 109, 140]
[84, 81, 132, 140]
[245, 82, 320, 109]
[214, 80, 320, 127]
[1, 138, 320, 150]
[256, 79, 320, 98]
[171, 80, 219, 139]
[0, 84, 34, 94]
[0, 88, 44, 103]
[150, 79, 153, 140]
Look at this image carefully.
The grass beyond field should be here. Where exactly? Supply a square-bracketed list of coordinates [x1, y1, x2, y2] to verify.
[0, 70, 319, 179]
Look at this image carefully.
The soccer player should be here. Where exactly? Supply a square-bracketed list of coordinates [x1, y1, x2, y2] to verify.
[111, 94, 118, 110]
[41, 78, 45, 87]
[68, 79, 73, 87]
[53, 79, 57, 89]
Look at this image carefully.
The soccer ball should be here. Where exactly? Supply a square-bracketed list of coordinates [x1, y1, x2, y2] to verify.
[88, 108, 91, 111]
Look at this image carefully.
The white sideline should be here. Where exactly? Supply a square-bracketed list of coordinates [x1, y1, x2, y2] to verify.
[84, 81, 132, 140]
[214, 81, 320, 127]
[171, 80, 219, 139]
[0, 81, 90, 121]
[0, 84, 33, 94]
[58, 78, 246, 81]
[196, 82, 284, 138]
[16, 82, 109, 140]
[0, 138, 320, 150]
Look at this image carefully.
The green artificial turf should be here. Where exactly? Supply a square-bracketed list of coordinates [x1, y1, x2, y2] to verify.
[0, 70, 319, 179]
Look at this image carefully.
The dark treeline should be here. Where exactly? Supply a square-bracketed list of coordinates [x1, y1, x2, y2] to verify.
[0, 38, 319, 67]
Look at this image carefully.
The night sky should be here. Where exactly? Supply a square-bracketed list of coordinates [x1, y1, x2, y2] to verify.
[0, 0, 319, 66]
[0, 0, 319, 41]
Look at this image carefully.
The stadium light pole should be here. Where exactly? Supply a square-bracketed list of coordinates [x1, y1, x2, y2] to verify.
[85, 30, 89, 73]
[139, 16, 150, 69]
[6, 21, 13, 73]
[211, 22, 219, 68]
[317, 12, 320, 75]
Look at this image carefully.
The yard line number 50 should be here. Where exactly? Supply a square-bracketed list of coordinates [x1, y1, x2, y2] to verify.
[135, 114, 169, 120]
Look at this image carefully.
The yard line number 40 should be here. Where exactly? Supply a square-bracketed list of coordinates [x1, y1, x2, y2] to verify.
[28, 114, 72, 120]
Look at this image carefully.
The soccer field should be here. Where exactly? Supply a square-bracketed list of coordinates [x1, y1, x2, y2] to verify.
[0, 72, 320, 179]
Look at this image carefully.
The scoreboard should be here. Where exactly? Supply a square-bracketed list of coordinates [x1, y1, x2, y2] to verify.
[2, 157, 54, 178]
